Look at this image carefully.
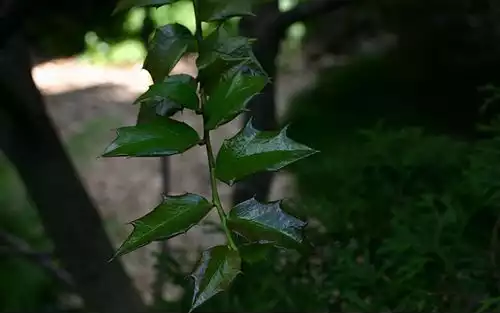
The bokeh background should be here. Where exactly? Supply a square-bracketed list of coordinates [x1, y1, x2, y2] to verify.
[3, 0, 500, 312]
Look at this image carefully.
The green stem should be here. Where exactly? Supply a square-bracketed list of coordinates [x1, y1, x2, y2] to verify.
[204, 130, 238, 251]
[192, 0, 238, 251]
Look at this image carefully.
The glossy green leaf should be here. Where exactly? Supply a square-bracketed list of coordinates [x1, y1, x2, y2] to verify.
[204, 71, 267, 130]
[222, 58, 267, 81]
[102, 118, 200, 157]
[190, 245, 241, 312]
[136, 101, 176, 124]
[197, 25, 254, 70]
[198, 0, 254, 22]
[197, 25, 266, 91]
[135, 103, 155, 124]
[135, 74, 199, 122]
[228, 198, 307, 250]
[136, 74, 198, 110]
[113, 193, 213, 258]
[202, 59, 268, 96]
[144, 24, 195, 83]
[239, 241, 275, 264]
[215, 120, 318, 185]
[114, 0, 181, 13]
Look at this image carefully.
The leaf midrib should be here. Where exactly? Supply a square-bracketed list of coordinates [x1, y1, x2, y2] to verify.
[136, 201, 211, 242]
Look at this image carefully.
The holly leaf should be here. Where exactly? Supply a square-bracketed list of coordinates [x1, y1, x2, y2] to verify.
[144, 24, 195, 83]
[198, 26, 269, 129]
[204, 71, 267, 130]
[135, 74, 199, 122]
[136, 74, 198, 110]
[202, 59, 269, 96]
[198, 0, 254, 22]
[239, 241, 276, 264]
[102, 118, 200, 157]
[197, 25, 254, 70]
[197, 25, 267, 92]
[114, 0, 181, 14]
[228, 198, 307, 250]
[190, 246, 241, 312]
[113, 193, 213, 258]
[215, 120, 318, 185]
[136, 101, 179, 124]
[222, 58, 267, 81]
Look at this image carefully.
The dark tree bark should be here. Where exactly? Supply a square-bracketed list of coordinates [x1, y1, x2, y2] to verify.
[232, 0, 353, 206]
[0, 33, 145, 313]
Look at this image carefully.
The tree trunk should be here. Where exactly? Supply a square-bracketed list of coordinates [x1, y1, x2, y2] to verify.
[0, 33, 145, 313]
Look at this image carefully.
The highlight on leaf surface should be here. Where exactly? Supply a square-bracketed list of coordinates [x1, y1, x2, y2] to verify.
[197, 0, 254, 22]
[113, 0, 181, 14]
[113, 193, 213, 259]
[135, 74, 199, 122]
[228, 198, 307, 250]
[144, 24, 195, 83]
[215, 120, 319, 185]
[102, 118, 200, 157]
[190, 245, 241, 312]
[204, 70, 267, 130]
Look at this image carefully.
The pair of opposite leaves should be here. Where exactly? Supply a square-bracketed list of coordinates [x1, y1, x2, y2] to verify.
[112, 193, 308, 311]
[103, 116, 317, 186]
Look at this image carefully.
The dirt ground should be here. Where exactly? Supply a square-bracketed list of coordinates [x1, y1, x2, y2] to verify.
[31, 55, 315, 304]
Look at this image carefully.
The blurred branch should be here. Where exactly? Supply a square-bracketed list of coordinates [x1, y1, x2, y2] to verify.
[0, 230, 74, 288]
